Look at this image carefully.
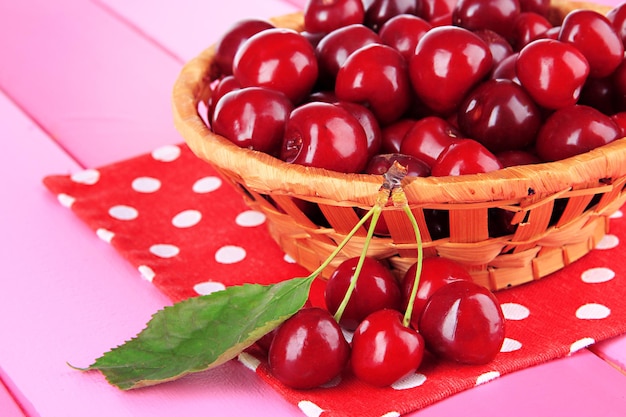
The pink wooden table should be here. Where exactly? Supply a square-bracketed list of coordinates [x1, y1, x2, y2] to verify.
[1, 0, 625, 416]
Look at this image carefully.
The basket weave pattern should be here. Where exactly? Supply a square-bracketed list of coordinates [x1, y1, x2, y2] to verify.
[173, 0, 626, 291]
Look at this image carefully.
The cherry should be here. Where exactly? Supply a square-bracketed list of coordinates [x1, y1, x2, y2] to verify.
[559, 9, 624, 79]
[207, 75, 240, 123]
[419, 280, 505, 365]
[409, 25, 493, 115]
[518, 0, 550, 16]
[452, 0, 521, 40]
[364, 0, 422, 32]
[457, 78, 542, 153]
[233, 28, 318, 104]
[515, 38, 589, 110]
[378, 14, 432, 61]
[212, 19, 274, 76]
[324, 256, 402, 331]
[351, 309, 425, 386]
[211, 87, 293, 155]
[579, 76, 617, 115]
[491, 52, 520, 83]
[496, 149, 541, 167]
[400, 116, 462, 167]
[335, 43, 412, 125]
[335, 101, 383, 160]
[535, 104, 622, 162]
[401, 257, 472, 329]
[611, 58, 626, 112]
[420, 0, 457, 23]
[381, 118, 416, 153]
[510, 11, 553, 51]
[474, 29, 514, 69]
[303, 0, 365, 34]
[611, 111, 626, 136]
[431, 139, 503, 176]
[280, 101, 369, 173]
[315, 24, 381, 86]
[268, 307, 350, 389]
[607, 2, 626, 48]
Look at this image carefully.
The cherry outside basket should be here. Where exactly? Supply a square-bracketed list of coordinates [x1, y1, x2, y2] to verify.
[172, 0, 626, 291]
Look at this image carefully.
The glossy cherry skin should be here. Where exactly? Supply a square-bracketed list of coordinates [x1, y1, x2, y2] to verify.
[474, 29, 514, 69]
[421, 0, 457, 23]
[535, 104, 622, 162]
[607, 2, 626, 48]
[378, 14, 432, 61]
[431, 139, 503, 176]
[409, 26, 493, 115]
[324, 256, 402, 331]
[280, 102, 369, 173]
[211, 87, 293, 155]
[303, 0, 365, 34]
[401, 257, 472, 329]
[351, 309, 425, 386]
[457, 78, 542, 153]
[335, 101, 383, 160]
[611, 111, 626, 137]
[268, 307, 350, 389]
[233, 28, 318, 104]
[315, 24, 381, 86]
[510, 12, 553, 51]
[207, 75, 240, 123]
[559, 9, 624, 78]
[400, 116, 462, 168]
[212, 19, 274, 76]
[491, 53, 520, 84]
[516, 39, 590, 110]
[364, 0, 422, 32]
[336, 43, 412, 125]
[452, 0, 520, 39]
[518, 0, 550, 16]
[381, 118, 416, 153]
[419, 280, 505, 365]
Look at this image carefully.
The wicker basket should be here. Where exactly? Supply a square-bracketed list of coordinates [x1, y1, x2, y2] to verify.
[172, 0, 626, 291]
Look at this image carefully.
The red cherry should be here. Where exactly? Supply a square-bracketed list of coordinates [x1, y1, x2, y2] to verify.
[409, 25, 493, 115]
[351, 309, 425, 386]
[335, 101, 383, 160]
[207, 75, 240, 123]
[401, 257, 472, 329]
[431, 139, 503, 176]
[510, 11, 553, 51]
[303, 0, 365, 34]
[400, 116, 462, 168]
[420, 0, 456, 23]
[518, 0, 550, 16]
[535, 104, 622, 162]
[280, 101, 369, 173]
[559, 9, 624, 78]
[419, 280, 505, 365]
[611, 111, 626, 136]
[607, 3, 626, 48]
[335, 43, 412, 125]
[496, 149, 541, 167]
[516, 38, 589, 110]
[457, 78, 542, 153]
[579, 76, 617, 115]
[211, 87, 293, 155]
[364, 0, 422, 32]
[324, 256, 402, 331]
[233, 28, 318, 104]
[452, 0, 520, 39]
[381, 118, 417, 153]
[212, 19, 274, 76]
[268, 308, 350, 389]
[474, 29, 514, 69]
[378, 14, 432, 61]
[491, 53, 521, 84]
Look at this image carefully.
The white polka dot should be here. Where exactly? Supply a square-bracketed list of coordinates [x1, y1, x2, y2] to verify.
[569, 337, 595, 355]
[476, 371, 500, 385]
[391, 373, 427, 390]
[151, 145, 181, 162]
[96, 228, 114, 243]
[380, 413, 401, 417]
[500, 337, 523, 353]
[193, 281, 226, 295]
[70, 169, 100, 185]
[581, 267, 615, 284]
[192, 176, 222, 193]
[298, 401, 324, 417]
[576, 303, 611, 320]
[235, 210, 266, 227]
[610, 210, 623, 219]
[238, 352, 261, 372]
[215, 245, 246, 264]
[284, 254, 296, 263]
[595, 234, 619, 250]
[172, 210, 202, 228]
[149, 244, 180, 259]
[108, 205, 138, 221]
[500, 303, 530, 320]
[138, 265, 155, 282]
[131, 176, 161, 193]
[57, 193, 75, 208]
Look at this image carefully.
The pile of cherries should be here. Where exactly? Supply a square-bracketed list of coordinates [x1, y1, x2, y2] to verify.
[208, 0, 626, 178]
[257, 255, 505, 389]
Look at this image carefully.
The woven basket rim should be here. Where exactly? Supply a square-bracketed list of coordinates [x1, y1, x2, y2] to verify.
[172, 0, 626, 208]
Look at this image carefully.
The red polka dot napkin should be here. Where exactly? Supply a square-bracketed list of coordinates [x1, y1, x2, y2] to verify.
[43, 143, 626, 417]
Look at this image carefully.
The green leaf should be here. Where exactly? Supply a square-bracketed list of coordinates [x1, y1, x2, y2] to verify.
[83, 276, 314, 389]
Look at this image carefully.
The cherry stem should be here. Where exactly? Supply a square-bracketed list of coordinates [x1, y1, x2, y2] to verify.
[393, 189, 424, 328]
[332, 204, 382, 323]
